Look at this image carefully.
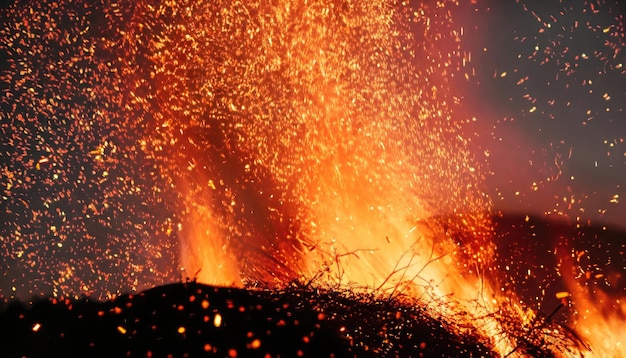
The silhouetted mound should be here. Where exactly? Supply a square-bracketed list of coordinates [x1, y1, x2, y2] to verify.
[0, 282, 494, 357]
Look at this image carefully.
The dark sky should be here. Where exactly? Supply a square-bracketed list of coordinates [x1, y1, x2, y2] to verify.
[455, 0, 626, 229]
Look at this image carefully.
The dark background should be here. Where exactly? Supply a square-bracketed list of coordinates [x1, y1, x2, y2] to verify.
[456, 0, 626, 230]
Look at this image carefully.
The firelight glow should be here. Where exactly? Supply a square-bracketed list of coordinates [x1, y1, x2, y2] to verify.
[1, 0, 624, 356]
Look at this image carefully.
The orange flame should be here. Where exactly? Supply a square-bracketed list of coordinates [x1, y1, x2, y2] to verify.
[119, 0, 597, 356]
[163, 2, 521, 354]
[178, 198, 241, 287]
[559, 244, 626, 357]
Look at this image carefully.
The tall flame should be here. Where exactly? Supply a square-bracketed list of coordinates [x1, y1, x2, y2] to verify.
[116, 0, 492, 286]
[112, 0, 610, 356]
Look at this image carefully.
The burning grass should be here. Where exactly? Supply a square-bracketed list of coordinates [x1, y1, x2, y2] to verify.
[0, 230, 593, 358]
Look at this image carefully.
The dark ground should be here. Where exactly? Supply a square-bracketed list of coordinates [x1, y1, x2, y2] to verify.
[0, 282, 489, 357]
[0, 281, 493, 357]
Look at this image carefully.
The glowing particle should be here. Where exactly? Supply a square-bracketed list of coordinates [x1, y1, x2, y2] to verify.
[177, 326, 186, 334]
[250, 339, 261, 349]
[214, 313, 222, 327]
[228, 348, 237, 358]
[556, 292, 570, 299]
[32, 323, 41, 332]
[117, 326, 127, 334]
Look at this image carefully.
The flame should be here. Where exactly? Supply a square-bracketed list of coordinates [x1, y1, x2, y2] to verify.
[575, 291, 626, 357]
[114, 0, 586, 356]
[178, 198, 241, 287]
[116, 0, 486, 283]
[559, 244, 626, 357]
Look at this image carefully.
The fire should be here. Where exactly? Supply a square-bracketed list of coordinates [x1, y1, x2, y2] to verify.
[114, 0, 534, 355]
[153, 2, 480, 287]
[135, 0, 491, 283]
[559, 241, 626, 357]
[178, 198, 240, 287]
[125, 0, 528, 355]
[1, 0, 623, 355]
[574, 290, 626, 357]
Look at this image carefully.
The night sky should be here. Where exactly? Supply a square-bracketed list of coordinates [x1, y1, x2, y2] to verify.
[1, 1, 180, 299]
[456, 0, 626, 229]
[1, 0, 624, 319]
